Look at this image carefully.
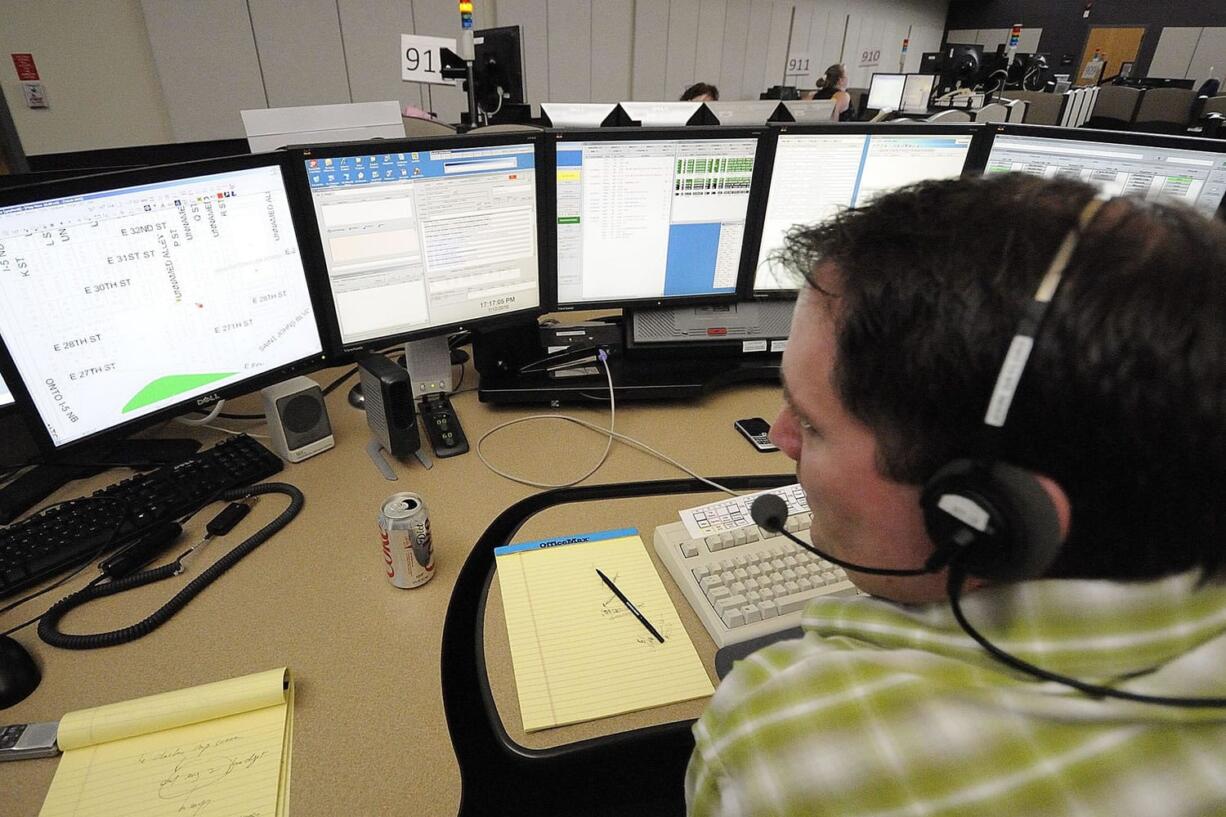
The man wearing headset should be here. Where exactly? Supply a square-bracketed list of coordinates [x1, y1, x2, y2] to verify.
[686, 173, 1226, 816]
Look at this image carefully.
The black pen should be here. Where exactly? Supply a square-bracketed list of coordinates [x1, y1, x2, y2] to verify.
[597, 568, 665, 643]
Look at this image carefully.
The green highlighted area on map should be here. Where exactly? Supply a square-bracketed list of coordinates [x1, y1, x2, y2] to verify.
[123, 372, 235, 413]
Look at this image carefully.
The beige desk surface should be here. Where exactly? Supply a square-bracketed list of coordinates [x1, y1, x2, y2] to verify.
[1, 360, 792, 816]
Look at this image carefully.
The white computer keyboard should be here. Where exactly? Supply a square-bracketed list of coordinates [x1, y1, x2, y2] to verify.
[653, 512, 857, 647]
[679, 483, 810, 538]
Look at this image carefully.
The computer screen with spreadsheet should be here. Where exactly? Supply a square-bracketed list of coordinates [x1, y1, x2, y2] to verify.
[292, 133, 546, 353]
[749, 125, 979, 294]
[552, 127, 768, 310]
[0, 153, 327, 451]
[979, 124, 1226, 220]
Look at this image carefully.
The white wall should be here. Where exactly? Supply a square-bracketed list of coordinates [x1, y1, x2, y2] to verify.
[1151, 26, 1226, 85]
[0, 0, 950, 156]
[0, 0, 173, 154]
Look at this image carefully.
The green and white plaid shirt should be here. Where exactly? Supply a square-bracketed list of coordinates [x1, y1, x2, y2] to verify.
[687, 570, 1226, 817]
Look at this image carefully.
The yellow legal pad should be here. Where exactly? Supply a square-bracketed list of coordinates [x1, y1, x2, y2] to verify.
[39, 667, 293, 817]
[496, 528, 714, 732]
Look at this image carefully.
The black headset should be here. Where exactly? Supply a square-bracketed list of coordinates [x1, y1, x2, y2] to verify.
[916, 194, 1109, 584]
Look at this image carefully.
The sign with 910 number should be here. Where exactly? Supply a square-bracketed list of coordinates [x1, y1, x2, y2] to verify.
[401, 34, 456, 85]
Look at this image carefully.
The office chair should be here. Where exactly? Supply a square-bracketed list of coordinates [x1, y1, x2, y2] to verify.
[440, 474, 793, 817]
[973, 102, 1009, 123]
[1132, 87, 1198, 134]
[927, 109, 972, 123]
[1006, 91, 1063, 125]
[1084, 84, 1143, 129]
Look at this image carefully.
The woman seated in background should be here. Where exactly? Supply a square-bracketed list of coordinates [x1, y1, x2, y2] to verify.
[811, 64, 853, 121]
[681, 82, 719, 102]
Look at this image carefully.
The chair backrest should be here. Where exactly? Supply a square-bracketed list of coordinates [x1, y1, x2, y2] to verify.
[401, 116, 457, 137]
[440, 474, 794, 817]
[1005, 99, 1028, 123]
[1006, 91, 1064, 125]
[1204, 95, 1226, 117]
[1087, 84, 1143, 126]
[974, 102, 1008, 123]
[1134, 87, 1197, 126]
[927, 109, 972, 123]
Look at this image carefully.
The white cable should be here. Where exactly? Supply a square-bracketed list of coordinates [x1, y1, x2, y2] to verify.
[175, 400, 225, 426]
[475, 353, 739, 496]
[197, 423, 270, 440]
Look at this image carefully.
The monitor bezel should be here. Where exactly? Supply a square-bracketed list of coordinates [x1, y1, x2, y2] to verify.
[548, 126, 770, 313]
[740, 123, 987, 301]
[0, 151, 332, 455]
[966, 123, 1226, 221]
[287, 131, 553, 358]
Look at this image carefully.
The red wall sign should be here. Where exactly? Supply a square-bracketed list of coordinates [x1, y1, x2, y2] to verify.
[11, 53, 39, 81]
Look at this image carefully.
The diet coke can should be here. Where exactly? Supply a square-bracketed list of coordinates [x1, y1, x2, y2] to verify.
[378, 492, 434, 588]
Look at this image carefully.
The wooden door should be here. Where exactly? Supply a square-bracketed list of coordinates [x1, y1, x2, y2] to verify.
[1076, 26, 1146, 85]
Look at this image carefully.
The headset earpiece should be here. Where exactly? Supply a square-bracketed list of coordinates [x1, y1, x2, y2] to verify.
[921, 459, 1063, 582]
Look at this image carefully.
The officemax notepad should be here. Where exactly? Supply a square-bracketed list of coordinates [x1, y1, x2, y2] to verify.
[496, 529, 714, 732]
[38, 667, 293, 817]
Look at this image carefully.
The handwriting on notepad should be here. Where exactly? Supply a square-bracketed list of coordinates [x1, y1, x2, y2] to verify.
[129, 734, 272, 817]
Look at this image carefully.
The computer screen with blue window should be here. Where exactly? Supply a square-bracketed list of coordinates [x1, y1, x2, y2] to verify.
[296, 136, 544, 352]
[752, 125, 978, 293]
[553, 128, 764, 310]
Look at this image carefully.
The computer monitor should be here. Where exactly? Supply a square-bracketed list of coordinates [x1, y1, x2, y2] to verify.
[747, 124, 980, 295]
[473, 25, 526, 112]
[552, 127, 768, 311]
[866, 73, 906, 111]
[976, 124, 1226, 220]
[703, 101, 785, 126]
[541, 103, 620, 129]
[780, 100, 837, 124]
[0, 373, 11, 410]
[0, 153, 328, 453]
[900, 74, 937, 114]
[291, 132, 547, 355]
[616, 102, 705, 127]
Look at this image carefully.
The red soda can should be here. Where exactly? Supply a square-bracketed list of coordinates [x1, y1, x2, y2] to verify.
[378, 492, 434, 588]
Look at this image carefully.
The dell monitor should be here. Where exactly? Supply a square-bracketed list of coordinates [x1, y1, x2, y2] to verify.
[0, 153, 328, 453]
[748, 124, 980, 294]
[866, 73, 906, 111]
[551, 127, 767, 311]
[292, 132, 547, 416]
[293, 133, 545, 351]
[977, 124, 1226, 220]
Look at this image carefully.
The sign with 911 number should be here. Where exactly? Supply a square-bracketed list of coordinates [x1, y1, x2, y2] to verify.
[401, 34, 456, 85]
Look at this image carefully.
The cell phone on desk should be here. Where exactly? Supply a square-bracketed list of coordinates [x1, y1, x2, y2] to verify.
[734, 417, 778, 452]
[0, 722, 60, 760]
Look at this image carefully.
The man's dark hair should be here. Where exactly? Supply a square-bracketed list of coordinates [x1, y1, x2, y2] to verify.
[681, 82, 719, 101]
[780, 173, 1226, 580]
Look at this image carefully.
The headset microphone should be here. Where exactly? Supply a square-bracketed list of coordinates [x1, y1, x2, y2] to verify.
[750, 494, 935, 577]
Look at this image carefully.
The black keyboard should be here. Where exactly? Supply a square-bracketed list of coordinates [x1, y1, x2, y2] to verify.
[0, 435, 283, 599]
